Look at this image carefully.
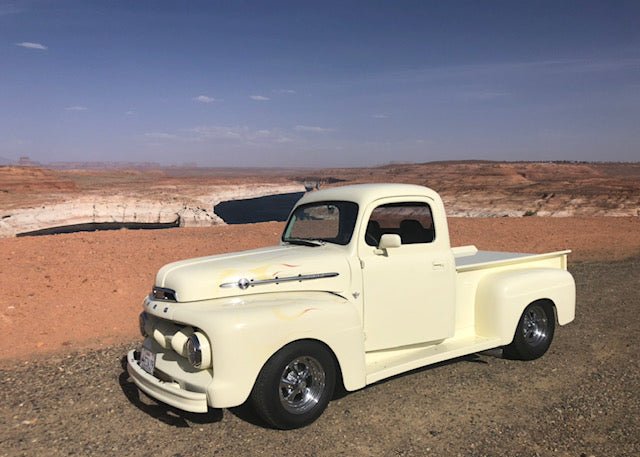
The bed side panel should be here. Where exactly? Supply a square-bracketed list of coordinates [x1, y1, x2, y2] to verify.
[474, 268, 576, 344]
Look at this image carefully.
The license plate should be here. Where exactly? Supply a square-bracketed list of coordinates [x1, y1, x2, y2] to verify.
[140, 347, 156, 375]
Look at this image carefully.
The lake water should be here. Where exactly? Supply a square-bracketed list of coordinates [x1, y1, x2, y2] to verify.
[214, 192, 305, 224]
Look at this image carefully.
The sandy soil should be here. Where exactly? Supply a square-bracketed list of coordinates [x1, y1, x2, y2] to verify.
[0, 216, 638, 363]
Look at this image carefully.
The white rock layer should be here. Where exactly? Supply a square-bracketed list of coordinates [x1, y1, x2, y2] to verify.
[0, 183, 305, 237]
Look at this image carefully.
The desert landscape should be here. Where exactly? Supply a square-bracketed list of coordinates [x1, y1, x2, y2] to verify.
[2, 161, 639, 237]
[1, 161, 639, 456]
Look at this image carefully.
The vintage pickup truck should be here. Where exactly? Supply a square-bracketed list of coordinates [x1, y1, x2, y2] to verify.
[127, 183, 576, 429]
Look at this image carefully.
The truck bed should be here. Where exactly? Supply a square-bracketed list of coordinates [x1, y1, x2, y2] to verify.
[453, 246, 571, 272]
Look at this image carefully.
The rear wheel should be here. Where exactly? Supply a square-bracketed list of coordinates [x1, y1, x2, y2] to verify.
[503, 301, 555, 360]
[251, 341, 335, 429]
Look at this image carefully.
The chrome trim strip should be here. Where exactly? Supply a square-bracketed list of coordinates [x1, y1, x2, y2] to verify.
[220, 272, 339, 290]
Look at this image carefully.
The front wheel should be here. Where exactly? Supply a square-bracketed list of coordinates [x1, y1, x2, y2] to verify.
[250, 341, 336, 429]
[503, 301, 555, 360]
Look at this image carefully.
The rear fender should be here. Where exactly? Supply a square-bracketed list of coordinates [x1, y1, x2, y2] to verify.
[475, 268, 575, 344]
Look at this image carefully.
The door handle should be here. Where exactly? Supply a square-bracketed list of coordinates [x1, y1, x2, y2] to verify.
[432, 260, 445, 270]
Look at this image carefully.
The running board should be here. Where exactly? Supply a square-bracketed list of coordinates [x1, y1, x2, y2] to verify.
[365, 335, 502, 385]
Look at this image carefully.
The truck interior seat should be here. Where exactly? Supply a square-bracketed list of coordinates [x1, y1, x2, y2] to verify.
[400, 219, 427, 244]
[365, 220, 382, 246]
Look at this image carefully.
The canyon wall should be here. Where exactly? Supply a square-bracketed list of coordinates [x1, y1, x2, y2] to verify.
[0, 183, 305, 237]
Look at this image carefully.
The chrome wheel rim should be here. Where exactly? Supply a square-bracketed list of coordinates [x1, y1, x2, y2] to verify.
[522, 305, 549, 347]
[279, 356, 326, 414]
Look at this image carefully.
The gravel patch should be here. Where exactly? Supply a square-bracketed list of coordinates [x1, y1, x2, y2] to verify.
[1, 257, 639, 457]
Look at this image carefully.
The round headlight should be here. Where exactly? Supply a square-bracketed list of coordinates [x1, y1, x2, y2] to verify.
[139, 312, 149, 337]
[186, 332, 211, 369]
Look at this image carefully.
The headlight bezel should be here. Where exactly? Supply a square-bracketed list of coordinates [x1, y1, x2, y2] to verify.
[186, 332, 212, 369]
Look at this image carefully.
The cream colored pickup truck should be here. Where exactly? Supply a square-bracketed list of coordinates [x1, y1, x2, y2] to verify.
[127, 183, 575, 429]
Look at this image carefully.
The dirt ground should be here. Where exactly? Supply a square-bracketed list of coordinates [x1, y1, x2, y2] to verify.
[0, 256, 638, 456]
[0, 216, 639, 363]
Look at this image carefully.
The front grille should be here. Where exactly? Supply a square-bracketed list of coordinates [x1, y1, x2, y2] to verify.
[152, 287, 177, 301]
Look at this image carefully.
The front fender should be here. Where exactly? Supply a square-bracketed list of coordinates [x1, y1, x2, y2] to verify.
[170, 291, 366, 409]
[475, 268, 576, 344]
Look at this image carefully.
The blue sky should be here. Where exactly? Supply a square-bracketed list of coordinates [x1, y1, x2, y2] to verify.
[1, 0, 639, 167]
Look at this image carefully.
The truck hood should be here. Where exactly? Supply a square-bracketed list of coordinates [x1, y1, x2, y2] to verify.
[155, 244, 352, 302]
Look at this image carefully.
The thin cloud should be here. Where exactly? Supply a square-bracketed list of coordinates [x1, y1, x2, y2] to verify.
[250, 95, 270, 101]
[16, 42, 47, 50]
[142, 124, 329, 149]
[143, 132, 179, 140]
[66, 106, 87, 111]
[193, 95, 217, 104]
[273, 89, 296, 95]
[457, 90, 509, 101]
[387, 57, 640, 85]
[184, 125, 298, 146]
[186, 126, 247, 140]
[294, 125, 334, 134]
[372, 114, 389, 119]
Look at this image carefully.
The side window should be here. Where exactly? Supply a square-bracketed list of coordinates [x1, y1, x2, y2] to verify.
[364, 202, 435, 246]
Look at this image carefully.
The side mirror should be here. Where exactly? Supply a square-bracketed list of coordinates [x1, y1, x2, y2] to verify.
[375, 234, 401, 255]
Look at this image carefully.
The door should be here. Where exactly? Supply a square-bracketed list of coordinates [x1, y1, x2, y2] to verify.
[359, 199, 456, 352]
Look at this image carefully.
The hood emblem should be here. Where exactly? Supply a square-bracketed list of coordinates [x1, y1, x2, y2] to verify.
[237, 278, 251, 290]
[220, 272, 339, 290]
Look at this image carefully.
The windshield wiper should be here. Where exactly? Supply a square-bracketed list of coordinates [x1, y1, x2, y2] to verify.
[284, 238, 324, 247]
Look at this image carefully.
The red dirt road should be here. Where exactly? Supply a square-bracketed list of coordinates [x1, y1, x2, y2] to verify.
[0, 217, 638, 363]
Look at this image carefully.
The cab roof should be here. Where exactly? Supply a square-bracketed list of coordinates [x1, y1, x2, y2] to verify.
[296, 183, 440, 207]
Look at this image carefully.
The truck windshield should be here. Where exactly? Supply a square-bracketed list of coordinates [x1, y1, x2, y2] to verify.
[282, 201, 359, 246]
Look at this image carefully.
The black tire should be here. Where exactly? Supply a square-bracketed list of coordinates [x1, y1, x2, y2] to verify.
[503, 301, 555, 360]
[250, 341, 336, 429]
